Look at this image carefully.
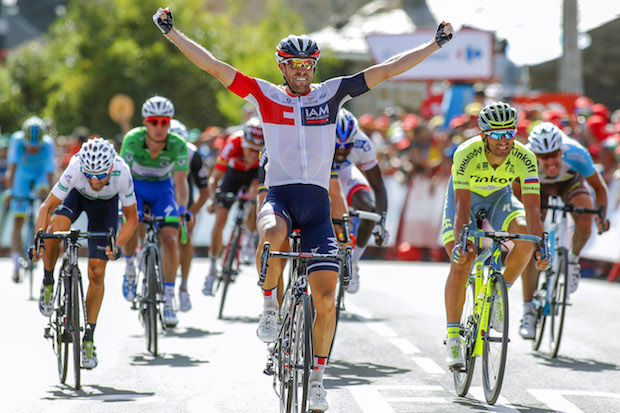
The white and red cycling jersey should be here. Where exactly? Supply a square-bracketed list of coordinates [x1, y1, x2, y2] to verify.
[215, 132, 259, 172]
[228, 70, 369, 190]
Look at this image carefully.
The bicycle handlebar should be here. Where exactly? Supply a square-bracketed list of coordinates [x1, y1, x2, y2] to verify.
[542, 203, 604, 218]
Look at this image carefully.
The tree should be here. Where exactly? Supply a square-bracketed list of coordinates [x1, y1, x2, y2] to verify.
[0, 0, 345, 137]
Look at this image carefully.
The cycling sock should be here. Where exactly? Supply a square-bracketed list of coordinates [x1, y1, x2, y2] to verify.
[523, 301, 535, 315]
[309, 356, 327, 383]
[84, 324, 96, 341]
[11, 252, 20, 268]
[569, 250, 579, 263]
[165, 282, 175, 299]
[262, 287, 278, 310]
[447, 323, 460, 339]
[352, 244, 367, 263]
[180, 277, 188, 291]
[506, 282, 513, 290]
[124, 254, 135, 275]
[43, 269, 54, 286]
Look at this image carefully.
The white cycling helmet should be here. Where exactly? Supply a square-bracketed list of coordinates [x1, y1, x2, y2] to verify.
[478, 101, 518, 132]
[242, 117, 264, 149]
[169, 119, 189, 140]
[22, 116, 46, 146]
[79, 137, 116, 174]
[141, 96, 175, 118]
[335, 108, 359, 145]
[528, 122, 564, 154]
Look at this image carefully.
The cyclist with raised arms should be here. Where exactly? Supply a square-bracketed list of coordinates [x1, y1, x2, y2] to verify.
[152, 7, 452, 410]
[515, 122, 609, 339]
[34, 137, 138, 368]
[442, 102, 551, 368]
[120, 96, 189, 328]
[169, 119, 210, 312]
[332, 108, 388, 293]
[5, 116, 55, 282]
[202, 117, 263, 296]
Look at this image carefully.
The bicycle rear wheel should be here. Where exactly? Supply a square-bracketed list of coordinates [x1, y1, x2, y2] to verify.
[146, 249, 159, 357]
[549, 248, 568, 358]
[53, 273, 69, 384]
[218, 226, 241, 319]
[454, 279, 476, 396]
[285, 294, 313, 413]
[71, 267, 82, 390]
[482, 273, 509, 405]
[532, 270, 547, 351]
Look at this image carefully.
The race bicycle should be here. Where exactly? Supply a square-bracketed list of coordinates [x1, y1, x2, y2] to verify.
[132, 213, 188, 357]
[532, 198, 603, 357]
[15, 194, 40, 299]
[260, 231, 349, 413]
[452, 210, 546, 405]
[215, 190, 255, 319]
[34, 228, 115, 390]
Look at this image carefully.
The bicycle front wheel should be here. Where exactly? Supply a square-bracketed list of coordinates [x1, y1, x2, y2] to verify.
[285, 294, 313, 413]
[454, 278, 476, 396]
[549, 248, 568, 358]
[532, 270, 547, 351]
[145, 249, 159, 357]
[482, 273, 509, 405]
[53, 274, 69, 384]
[218, 226, 241, 319]
[71, 267, 82, 390]
[327, 264, 347, 363]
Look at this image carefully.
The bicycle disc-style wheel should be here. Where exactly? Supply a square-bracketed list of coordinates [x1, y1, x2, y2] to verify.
[285, 294, 313, 413]
[145, 249, 159, 357]
[549, 249, 568, 358]
[218, 227, 241, 319]
[532, 270, 547, 351]
[53, 274, 69, 384]
[454, 279, 476, 397]
[482, 273, 509, 405]
[71, 268, 82, 390]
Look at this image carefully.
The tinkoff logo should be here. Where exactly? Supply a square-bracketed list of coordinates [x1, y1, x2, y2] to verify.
[303, 103, 330, 125]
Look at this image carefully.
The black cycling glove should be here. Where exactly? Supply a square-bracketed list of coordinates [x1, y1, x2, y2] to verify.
[153, 8, 174, 34]
[435, 22, 453, 48]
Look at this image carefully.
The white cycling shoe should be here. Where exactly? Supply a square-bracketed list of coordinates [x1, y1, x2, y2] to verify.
[256, 309, 278, 343]
[445, 336, 464, 368]
[308, 381, 328, 411]
[179, 290, 192, 312]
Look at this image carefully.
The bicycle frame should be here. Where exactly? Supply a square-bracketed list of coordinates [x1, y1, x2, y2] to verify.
[38, 228, 113, 390]
[260, 235, 347, 413]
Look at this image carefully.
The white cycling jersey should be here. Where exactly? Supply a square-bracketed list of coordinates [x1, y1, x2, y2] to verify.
[228, 70, 370, 190]
[332, 129, 378, 173]
[51, 154, 137, 206]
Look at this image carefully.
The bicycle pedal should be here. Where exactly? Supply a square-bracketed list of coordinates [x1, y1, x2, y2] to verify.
[263, 364, 275, 376]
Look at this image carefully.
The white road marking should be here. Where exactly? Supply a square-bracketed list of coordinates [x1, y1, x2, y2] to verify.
[348, 385, 448, 413]
[468, 387, 520, 411]
[528, 389, 620, 413]
[412, 357, 444, 374]
[388, 337, 420, 354]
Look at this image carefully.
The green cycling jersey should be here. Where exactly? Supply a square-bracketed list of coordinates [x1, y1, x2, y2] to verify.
[451, 136, 540, 197]
[120, 127, 188, 181]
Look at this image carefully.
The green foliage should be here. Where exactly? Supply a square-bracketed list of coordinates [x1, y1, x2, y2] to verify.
[0, 0, 352, 136]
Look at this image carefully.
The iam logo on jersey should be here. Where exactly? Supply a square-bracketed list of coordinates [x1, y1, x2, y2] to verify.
[303, 103, 330, 125]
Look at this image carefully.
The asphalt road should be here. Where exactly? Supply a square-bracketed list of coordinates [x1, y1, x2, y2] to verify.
[2, 258, 619, 413]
